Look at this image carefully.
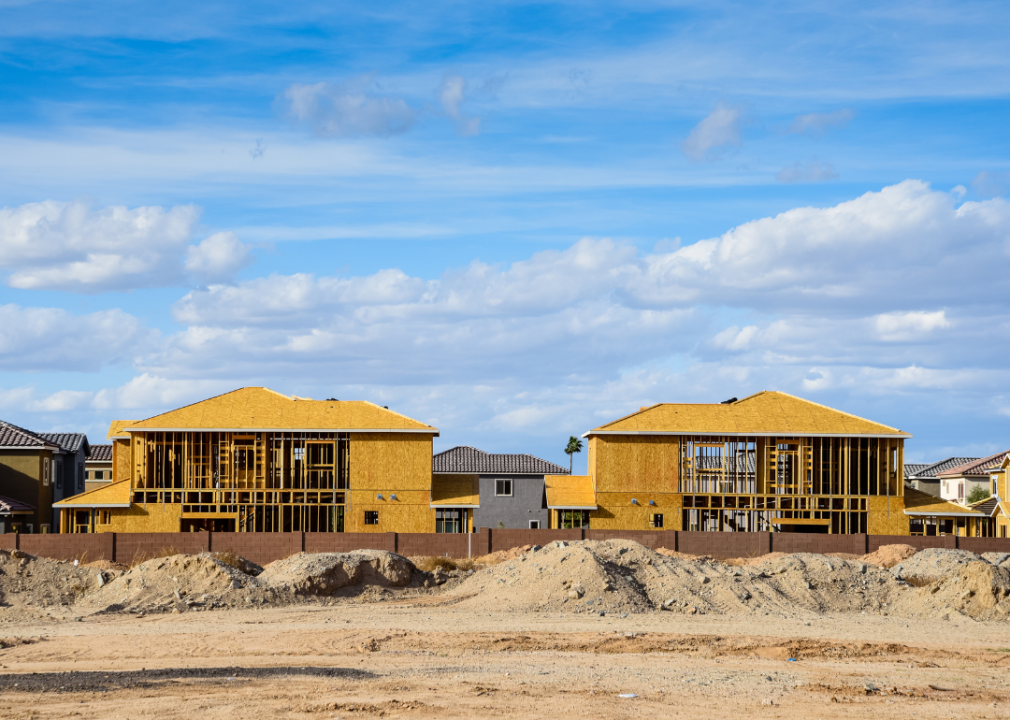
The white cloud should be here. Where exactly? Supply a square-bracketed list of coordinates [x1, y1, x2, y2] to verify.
[681, 101, 743, 161]
[788, 109, 855, 136]
[712, 325, 759, 351]
[184, 231, 253, 284]
[874, 310, 950, 341]
[776, 159, 838, 183]
[280, 77, 414, 137]
[29, 390, 93, 412]
[0, 200, 253, 292]
[91, 373, 228, 411]
[439, 75, 481, 136]
[0, 303, 152, 371]
[972, 170, 1010, 199]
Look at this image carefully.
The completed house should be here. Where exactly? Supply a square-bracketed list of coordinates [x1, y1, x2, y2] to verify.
[56, 387, 438, 534]
[905, 457, 980, 498]
[85, 444, 113, 492]
[0, 421, 90, 533]
[431, 446, 568, 531]
[936, 451, 1009, 505]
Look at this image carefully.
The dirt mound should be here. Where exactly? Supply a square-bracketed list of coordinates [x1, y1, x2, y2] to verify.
[889, 548, 985, 583]
[447, 539, 909, 617]
[82, 553, 254, 612]
[862, 544, 918, 569]
[259, 550, 414, 594]
[0, 550, 105, 609]
[982, 552, 1010, 567]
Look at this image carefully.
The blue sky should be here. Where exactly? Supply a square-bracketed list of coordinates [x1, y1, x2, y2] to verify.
[1, 0, 1009, 470]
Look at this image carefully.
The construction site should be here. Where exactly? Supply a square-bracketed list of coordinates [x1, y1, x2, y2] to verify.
[0, 537, 1009, 719]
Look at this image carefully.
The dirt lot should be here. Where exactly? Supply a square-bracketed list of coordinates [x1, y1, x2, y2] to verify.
[1, 541, 1009, 719]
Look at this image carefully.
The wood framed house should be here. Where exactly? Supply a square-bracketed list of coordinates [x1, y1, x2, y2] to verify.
[581, 391, 913, 534]
[55, 387, 438, 534]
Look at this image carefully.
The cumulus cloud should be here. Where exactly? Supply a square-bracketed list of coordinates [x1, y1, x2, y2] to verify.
[0, 304, 152, 371]
[788, 109, 855, 136]
[776, 159, 838, 183]
[184, 231, 253, 284]
[280, 77, 414, 137]
[681, 101, 744, 161]
[440, 76, 481, 136]
[971, 170, 1010, 199]
[0, 200, 253, 292]
[874, 310, 950, 341]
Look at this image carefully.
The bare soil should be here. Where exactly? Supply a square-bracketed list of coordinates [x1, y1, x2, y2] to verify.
[1, 542, 1009, 719]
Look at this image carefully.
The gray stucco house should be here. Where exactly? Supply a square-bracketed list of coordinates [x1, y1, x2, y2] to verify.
[431, 446, 569, 531]
[37, 433, 91, 529]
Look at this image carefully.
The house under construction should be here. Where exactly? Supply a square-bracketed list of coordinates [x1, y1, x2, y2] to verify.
[573, 391, 983, 535]
[55, 388, 438, 534]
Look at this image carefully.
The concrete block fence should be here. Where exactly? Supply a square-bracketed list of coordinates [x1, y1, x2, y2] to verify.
[1, 530, 1008, 566]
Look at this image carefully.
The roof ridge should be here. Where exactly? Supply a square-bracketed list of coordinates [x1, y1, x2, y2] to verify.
[0, 419, 54, 446]
[360, 400, 436, 429]
[742, 390, 905, 434]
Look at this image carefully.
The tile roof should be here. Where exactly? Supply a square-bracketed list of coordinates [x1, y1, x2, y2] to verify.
[433, 446, 569, 475]
[37, 433, 90, 455]
[969, 497, 1000, 516]
[906, 457, 981, 479]
[0, 420, 57, 449]
[125, 387, 437, 433]
[0, 495, 35, 514]
[936, 450, 1010, 478]
[904, 463, 929, 478]
[588, 391, 909, 437]
[88, 445, 113, 462]
[545, 474, 597, 509]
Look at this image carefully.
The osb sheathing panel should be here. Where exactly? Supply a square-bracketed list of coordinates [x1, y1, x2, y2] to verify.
[345, 504, 434, 533]
[107, 420, 137, 440]
[54, 479, 130, 508]
[349, 490, 431, 506]
[592, 492, 682, 530]
[867, 496, 909, 535]
[431, 474, 479, 505]
[593, 435, 679, 494]
[544, 475, 596, 508]
[350, 433, 432, 491]
[113, 439, 131, 483]
[107, 504, 182, 533]
[592, 390, 907, 436]
[127, 387, 437, 432]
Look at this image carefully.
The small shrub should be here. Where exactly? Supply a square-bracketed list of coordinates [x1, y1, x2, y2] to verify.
[967, 486, 990, 505]
[129, 545, 180, 569]
[414, 556, 481, 573]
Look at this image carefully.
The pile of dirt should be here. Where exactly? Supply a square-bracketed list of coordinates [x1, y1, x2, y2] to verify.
[258, 550, 414, 594]
[861, 544, 918, 569]
[0, 549, 109, 610]
[446, 539, 1010, 621]
[79, 550, 425, 613]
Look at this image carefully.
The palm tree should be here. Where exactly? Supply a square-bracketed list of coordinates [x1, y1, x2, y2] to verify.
[564, 436, 584, 474]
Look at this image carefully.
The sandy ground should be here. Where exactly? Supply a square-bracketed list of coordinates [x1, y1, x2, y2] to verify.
[2, 603, 1010, 719]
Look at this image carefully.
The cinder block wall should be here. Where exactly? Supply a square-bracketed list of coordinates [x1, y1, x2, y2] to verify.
[3, 530, 1009, 563]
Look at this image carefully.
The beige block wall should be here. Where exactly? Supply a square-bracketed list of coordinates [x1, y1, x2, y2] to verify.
[867, 496, 909, 535]
[346, 433, 433, 533]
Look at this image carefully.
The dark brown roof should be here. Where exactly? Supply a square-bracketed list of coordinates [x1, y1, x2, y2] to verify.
[0, 495, 35, 514]
[937, 450, 1009, 478]
[970, 497, 1000, 516]
[0, 420, 57, 449]
[906, 457, 980, 479]
[88, 445, 113, 462]
[433, 446, 569, 475]
[37, 433, 90, 456]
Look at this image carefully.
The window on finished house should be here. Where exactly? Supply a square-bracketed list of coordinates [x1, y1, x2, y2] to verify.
[495, 479, 512, 497]
[78, 462, 84, 490]
[364, 511, 379, 525]
[958, 482, 964, 501]
[529, 520, 540, 529]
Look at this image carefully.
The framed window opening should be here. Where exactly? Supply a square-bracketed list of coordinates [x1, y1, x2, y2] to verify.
[364, 510, 379, 525]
